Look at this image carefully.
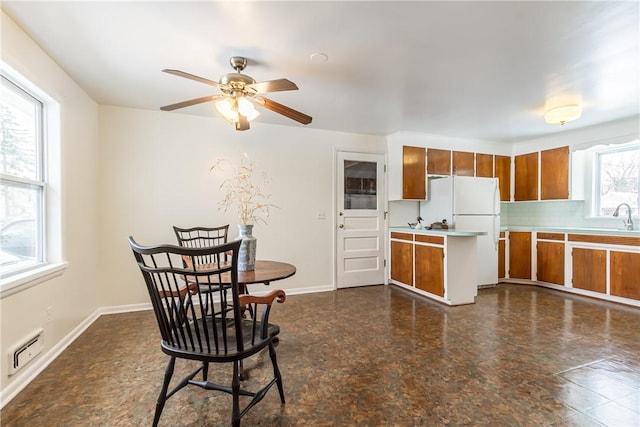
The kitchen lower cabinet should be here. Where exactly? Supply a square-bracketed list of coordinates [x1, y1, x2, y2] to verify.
[536, 233, 565, 285]
[390, 233, 413, 286]
[498, 232, 506, 279]
[502, 230, 640, 306]
[509, 231, 531, 279]
[610, 251, 640, 300]
[389, 229, 480, 305]
[415, 241, 444, 297]
[571, 247, 606, 293]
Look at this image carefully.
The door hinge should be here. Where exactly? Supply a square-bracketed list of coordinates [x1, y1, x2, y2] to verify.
[384, 164, 387, 173]
[384, 259, 387, 267]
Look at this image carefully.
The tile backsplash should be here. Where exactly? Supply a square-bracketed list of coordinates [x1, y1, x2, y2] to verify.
[501, 200, 632, 230]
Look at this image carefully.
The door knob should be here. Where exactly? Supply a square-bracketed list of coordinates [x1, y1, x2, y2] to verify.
[339, 224, 344, 228]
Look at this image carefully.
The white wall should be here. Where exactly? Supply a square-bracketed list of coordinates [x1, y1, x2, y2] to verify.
[98, 106, 387, 306]
[511, 115, 639, 154]
[0, 11, 100, 396]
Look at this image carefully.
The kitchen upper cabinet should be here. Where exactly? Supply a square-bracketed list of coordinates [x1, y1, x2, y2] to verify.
[495, 155, 511, 201]
[536, 234, 564, 285]
[427, 148, 451, 175]
[610, 251, 640, 300]
[540, 146, 569, 200]
[509, 231, 531, 279]
[452, 151, 474, 176]
[402, 146, 427, 199]
[390, 233, 413, 286]
[514, 152, 538, 201]
[572, 247, 606, 293]
[415, 243, 444, 297]
[476, 153, 494, 178]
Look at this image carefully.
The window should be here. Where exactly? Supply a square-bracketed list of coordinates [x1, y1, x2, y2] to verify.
[1, 74, 45, 276]
[594, 141, 639, 217]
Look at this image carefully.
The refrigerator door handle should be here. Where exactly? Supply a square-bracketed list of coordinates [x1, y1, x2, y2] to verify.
[493, 215, 500, 249]
[493, 179, 499, 215]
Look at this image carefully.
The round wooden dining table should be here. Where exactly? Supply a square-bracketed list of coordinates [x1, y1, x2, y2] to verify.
[235, 260, 296, 286]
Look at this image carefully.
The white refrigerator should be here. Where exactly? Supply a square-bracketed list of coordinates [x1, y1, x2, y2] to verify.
[419, 176, 500, 287]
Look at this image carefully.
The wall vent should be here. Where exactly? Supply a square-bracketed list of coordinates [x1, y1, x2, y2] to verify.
[8, 329, 43, 375]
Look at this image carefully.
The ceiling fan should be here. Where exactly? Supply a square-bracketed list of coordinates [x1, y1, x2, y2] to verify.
[160, 56, 312, 131]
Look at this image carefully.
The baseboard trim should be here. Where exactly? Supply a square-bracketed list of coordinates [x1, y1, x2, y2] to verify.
[0, 284, 334, 409]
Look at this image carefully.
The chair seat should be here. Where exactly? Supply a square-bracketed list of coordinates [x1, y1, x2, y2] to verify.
[161, 317, 280, 361]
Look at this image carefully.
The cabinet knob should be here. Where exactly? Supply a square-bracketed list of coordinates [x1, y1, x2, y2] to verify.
[339, 224, 344, 229]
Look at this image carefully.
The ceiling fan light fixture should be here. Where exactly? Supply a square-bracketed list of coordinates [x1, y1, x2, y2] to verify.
[215, 97, 238, 124]
[544, 104, 581, 125]
[238, 98, 260, 121]
[215, 96, 260, 124]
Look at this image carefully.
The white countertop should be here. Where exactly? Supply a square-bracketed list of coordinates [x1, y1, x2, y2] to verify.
[501, 226, 639, 237]
[389, 226, 487, 237]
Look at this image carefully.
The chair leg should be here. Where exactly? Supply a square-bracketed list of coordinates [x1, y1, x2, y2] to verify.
[153, 356, 176, 427]
[232, 360, 242, 427]
[268, 342, 285, 404]
[202, 361, 209, 381]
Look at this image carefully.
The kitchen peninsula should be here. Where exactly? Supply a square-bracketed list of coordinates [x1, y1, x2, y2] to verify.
[389, 227, 487, 305]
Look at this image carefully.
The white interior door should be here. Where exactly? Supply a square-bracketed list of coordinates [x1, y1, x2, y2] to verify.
[336, 151, 386, 288]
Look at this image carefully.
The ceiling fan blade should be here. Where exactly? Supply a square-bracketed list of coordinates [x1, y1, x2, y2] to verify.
[162, 69, 222, 88]
[160, 94, 222, 111]
[246, 79, 298, 94]
[254, 97, 312, 125]
[235, 114, 250, 131]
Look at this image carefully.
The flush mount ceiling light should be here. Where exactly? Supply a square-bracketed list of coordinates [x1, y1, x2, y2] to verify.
[544, 104, 582, 125]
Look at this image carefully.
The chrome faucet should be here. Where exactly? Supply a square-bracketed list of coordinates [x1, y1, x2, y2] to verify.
[613, 203, 634, 230]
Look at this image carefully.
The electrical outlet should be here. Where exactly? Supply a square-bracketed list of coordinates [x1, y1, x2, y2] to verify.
[316, 210, 326, 220]
[46, 306, 53, 324]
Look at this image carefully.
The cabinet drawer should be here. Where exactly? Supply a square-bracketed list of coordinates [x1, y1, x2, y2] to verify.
[537, 232, 564, 241]
[499, 231, 506, 238]
[415, 234, 444, 245]
[568, 234, 640, 247]
[390, 232, 414, 241]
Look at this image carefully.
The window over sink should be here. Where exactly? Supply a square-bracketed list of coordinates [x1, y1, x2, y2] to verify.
[572, 138, 639, 219]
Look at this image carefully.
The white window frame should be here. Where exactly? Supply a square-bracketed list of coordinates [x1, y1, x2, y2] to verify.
[593, 142, 639, 218]
[1, 63, 66, 297]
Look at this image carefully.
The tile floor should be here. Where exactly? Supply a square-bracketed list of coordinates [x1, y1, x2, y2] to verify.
[1, 284, 639, 426]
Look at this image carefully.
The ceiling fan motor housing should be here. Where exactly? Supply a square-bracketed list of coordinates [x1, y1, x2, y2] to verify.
[219, 72, 256, 92]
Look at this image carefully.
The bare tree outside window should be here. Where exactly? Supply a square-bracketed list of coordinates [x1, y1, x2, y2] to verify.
[597, 144, 639, 216]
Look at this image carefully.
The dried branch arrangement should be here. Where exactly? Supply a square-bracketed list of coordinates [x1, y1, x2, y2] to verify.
[210, 153, 277, 225]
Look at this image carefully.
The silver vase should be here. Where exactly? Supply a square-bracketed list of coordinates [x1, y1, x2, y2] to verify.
[237, 224, 256, 271]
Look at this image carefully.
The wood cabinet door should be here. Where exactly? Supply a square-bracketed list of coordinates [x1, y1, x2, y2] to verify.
[572, 247, 606, 293]
[391, 240, 413, 286]
[415, 244, 444, 296]
[540, 146, 569, 200]
[514, 152, 538, 201]
[509, 231, 531, 279]
[537, 241, 564, 285]
[495, 155, 511, 201]
[427, 148, 451, 175]
[498, 239, 506, 279]
[452, 151, 474, 176]
[610, 251, 640, 300]
[402, 146, 426, 199]
[476, 153, 493, 178]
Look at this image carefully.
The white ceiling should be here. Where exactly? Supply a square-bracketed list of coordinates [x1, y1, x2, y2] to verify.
[2, 1, 639, 143]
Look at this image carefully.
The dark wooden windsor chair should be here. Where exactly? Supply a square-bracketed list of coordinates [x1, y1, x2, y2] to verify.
[129, 237, 286, 427]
